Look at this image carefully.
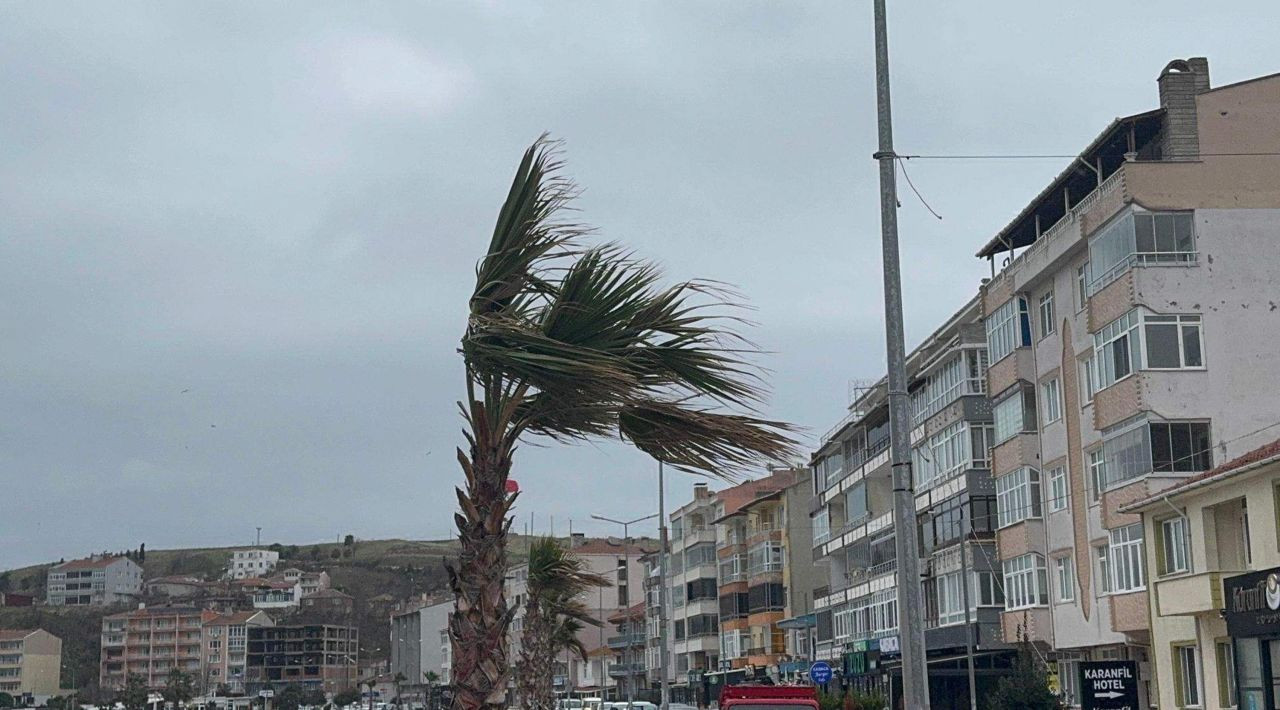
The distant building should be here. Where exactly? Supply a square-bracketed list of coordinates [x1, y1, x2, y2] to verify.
[250, 581, 301, 610]
[0, 629, 62, 701]
[299, 589, 354, 617]
[144, 576, 207, 598]
[245, 624, 358, 694]
[100, 606, 218, 691]
[202, 610, 274, 695]
[228, 550, 279, 580]
[273, 569, 330, 597]
[390, 599, 451, 701]
[606, 603, 647, 699]
[0, 593, 34, 607]
[47, 555, 142, 606]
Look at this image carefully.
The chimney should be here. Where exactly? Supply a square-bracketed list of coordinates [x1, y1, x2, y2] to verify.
[1157, 57, 1211, 160]
[693, 482, 710, 499]
[569, 532, 585, 548]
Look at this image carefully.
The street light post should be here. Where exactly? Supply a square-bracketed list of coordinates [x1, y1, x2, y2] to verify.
[657, 461, 671, 710]
[591, 512, 658, 710]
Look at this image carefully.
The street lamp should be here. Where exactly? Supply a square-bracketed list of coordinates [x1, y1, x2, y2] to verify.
[591, 512, 658, 710]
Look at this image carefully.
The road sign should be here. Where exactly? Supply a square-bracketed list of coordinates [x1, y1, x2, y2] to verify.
[809, 661, 833, 684]
[1080, 660, 1139, 710]
[259, 690, 275, 699]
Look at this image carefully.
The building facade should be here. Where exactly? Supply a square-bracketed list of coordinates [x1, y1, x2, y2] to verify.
[228, 550, 280, 580]
[100, 606, 217, 691]
[47, 555, 142, 606]
[202, 611, 274, 694]
[0, 629, 62, 701]
[390, 598, 452, 701]
[809, 297, 1012, 703]
[667, 483, 722, 701]
[245, 624, 358, 694]
[606, 603, 647, 699]
[976, 56, 1280, 707]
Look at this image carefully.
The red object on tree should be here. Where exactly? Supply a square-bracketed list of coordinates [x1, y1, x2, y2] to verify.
[505, 479, 520, 493]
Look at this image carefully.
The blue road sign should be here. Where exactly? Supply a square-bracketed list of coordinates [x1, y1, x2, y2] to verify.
[809, 661, 833, 684]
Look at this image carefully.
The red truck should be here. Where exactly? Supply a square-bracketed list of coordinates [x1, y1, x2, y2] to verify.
[718, 685, 820, 710]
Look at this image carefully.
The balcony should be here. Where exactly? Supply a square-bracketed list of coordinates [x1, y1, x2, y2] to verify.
[608, 663, 647, 678]
[1155, 570, 1243, 617]
[606, 633, 647, 649]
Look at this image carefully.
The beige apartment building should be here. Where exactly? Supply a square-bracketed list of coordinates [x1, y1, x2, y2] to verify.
[202, 610, 274, 694]
[0, 629, 62, 700]
[977, 56, 1280, 706]
[100, 606, 218, 691]
[1127, 440, 1280, 709]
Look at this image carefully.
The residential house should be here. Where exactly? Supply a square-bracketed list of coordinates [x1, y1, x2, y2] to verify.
[145, 576, 207, 598]
[47, 555, 142, 606]
[100, 606, 217, 691]
[975, 56, 1280, 706]
[0, 629, 62, 701]
[300, 589, 354, 617]
[202, 611, 274, 695]
[0, 594, 35, 608]
[228, 551, 279, 581]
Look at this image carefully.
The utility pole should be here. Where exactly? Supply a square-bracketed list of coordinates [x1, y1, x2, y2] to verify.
[960, 535, 977, 710]
[591, 512, 656, 710]
[657, 461, 671, 710]
[255, 527, 262, 547]
[870, 0, 929, 707]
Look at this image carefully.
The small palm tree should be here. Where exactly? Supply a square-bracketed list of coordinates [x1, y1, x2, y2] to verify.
[516, 539, 610, 710]
[449, 136, 797, 710]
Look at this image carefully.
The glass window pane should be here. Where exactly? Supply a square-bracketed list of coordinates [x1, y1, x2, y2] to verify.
[1175, 213, 1195, 252]
[1191, 424, 1213, 471]
[1145, 323, 1182, 368]
[1135, 214, 1156, 252]
[1170, 423, 1194, 472]
[1183, 324, 1203, 367]
[1112, 336, 1131, 379]
[1155, 214, 1177, 252]
[1151, 423, 1173, 471]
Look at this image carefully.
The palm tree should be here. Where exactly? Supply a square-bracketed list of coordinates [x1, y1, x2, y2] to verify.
[449, 135, 797, 710]
[516, 539, 611, 710]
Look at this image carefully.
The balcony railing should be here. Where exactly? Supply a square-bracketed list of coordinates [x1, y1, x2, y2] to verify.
[606, 633, 647, 649]
[608, 663, 647, 677]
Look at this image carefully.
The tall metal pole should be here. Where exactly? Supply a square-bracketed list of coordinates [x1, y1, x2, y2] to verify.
[870, 1, 930, 707]
[658, 461, 671, 710]
[623, 522, 635, 710]
[960, 534, 977, 710]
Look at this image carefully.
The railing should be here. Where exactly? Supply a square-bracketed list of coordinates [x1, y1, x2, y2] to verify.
[822, 408, 868, 445]
[606, 633, 647, 649]
[607, 663, 647, 677]
[867, 559, 897, 578]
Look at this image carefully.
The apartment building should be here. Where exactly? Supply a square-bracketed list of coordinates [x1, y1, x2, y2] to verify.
[666, 483, 722, 702]
[100, 606, 218, 691]
[976, 57, 1280, 707]
[390, 598, 451, 702]
[47, 555, 142, 606]
[0, 629, 62, 701]
[606, 603, 648, 699]
[1124, 440, 1280, 709]
[245, 624, 358, 694]
[202, 610, 274, 694]
[228, 550, 279, 580]
[809, 298, 1012, 702]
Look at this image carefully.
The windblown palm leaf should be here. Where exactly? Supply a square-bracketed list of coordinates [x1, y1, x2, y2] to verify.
[449, 135, 798, 710]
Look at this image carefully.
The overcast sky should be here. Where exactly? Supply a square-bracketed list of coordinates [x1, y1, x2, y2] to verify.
[4, 1, 1279, 570]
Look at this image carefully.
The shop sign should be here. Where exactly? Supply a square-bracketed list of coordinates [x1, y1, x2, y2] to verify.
[1079, 660, 1138, 710]
[879, 636, 899, 654]
[1224, 567, 1280, 637]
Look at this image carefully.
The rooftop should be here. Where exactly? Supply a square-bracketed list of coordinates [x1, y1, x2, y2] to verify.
[52, 555, 126, 571]
[208, 611, 270, 626]
[1124, 437, 1280, 511]
[0, 629, 37, 641]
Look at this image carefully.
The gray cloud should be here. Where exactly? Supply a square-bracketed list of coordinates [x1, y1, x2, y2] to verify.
[4, 0, 1279, 568]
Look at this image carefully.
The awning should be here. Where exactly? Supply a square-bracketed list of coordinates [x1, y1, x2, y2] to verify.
[777, 613, 817, 630]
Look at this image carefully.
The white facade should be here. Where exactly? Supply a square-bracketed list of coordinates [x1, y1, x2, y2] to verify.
[228, 550, 279, 580]
[390, 600, 452, 690]
[46, 556, 142, 606]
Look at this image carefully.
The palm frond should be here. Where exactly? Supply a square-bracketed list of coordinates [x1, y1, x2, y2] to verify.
[618, 400, 799, 477]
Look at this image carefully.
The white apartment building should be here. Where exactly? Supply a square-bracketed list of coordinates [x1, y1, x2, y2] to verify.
[976, 57, 1280, 707]
[228, 550, 279, 580]
[46, 555, 142, 606]
[390, 598, 452, 700]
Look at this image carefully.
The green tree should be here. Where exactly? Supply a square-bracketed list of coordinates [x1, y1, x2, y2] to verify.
[0, 692, 14, 709]
[118, 674, 150, 710]
[333, 689, 360, 707]
[449, 138, 794, 710]
[275, 685, 305, 710]
[302, 689, 327, 707]
[162, 668, 196, 707]
[343, 535, 355, 547]
[988, 627, 1062, 710]
[516, 539, 609, 710]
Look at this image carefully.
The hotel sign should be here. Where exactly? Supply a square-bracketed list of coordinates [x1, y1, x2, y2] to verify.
[1224, 567, 1280, 637]
[1079, 661, 1139, 710]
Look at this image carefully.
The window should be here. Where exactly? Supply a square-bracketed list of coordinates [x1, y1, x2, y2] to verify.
[933, 571, 967, 627]
[812, 510, 831, 546]
[995, 467, 1041, 528]
[986, 296, 1031, 363]
[1055, 556, 1075, 602]
[1076, 264, 1089, 311]
[1176, 644, 1202, 708]
[1215, 641, 1236, 708]
[1088, 211, 1196, 291]
[993, 388, 1036, 444]
[1100, 420, 1212, 489]
[1002, 554, 1048, 610]
[1145, 315, 1204, 369]
[910, 349, 988, 426]
[1094, 310, 1141, 389]
[1088, 449, 1106, 502]
[1038, 290, 1055, 338]
[1096, 544, 1112, 594]
[1079, 354, 1097, 405]
[747, 541, 783, 574]
[911, 421, 989, 490]
[1040, 378, 1061, 426]
[1109, 524, 1146, 593]
[1047, 465, 1067, 512]
[1058, 652, 1085, 706]
[974, 569, 1005, 607]
[1160, 516, 1191, 575]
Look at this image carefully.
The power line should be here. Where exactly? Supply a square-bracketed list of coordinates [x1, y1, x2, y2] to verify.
[898, 151, 1280, 161]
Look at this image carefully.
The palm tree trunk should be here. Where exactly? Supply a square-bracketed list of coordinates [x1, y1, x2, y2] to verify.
[516, 602, 541, 710]
[449, 398, 515, 710]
